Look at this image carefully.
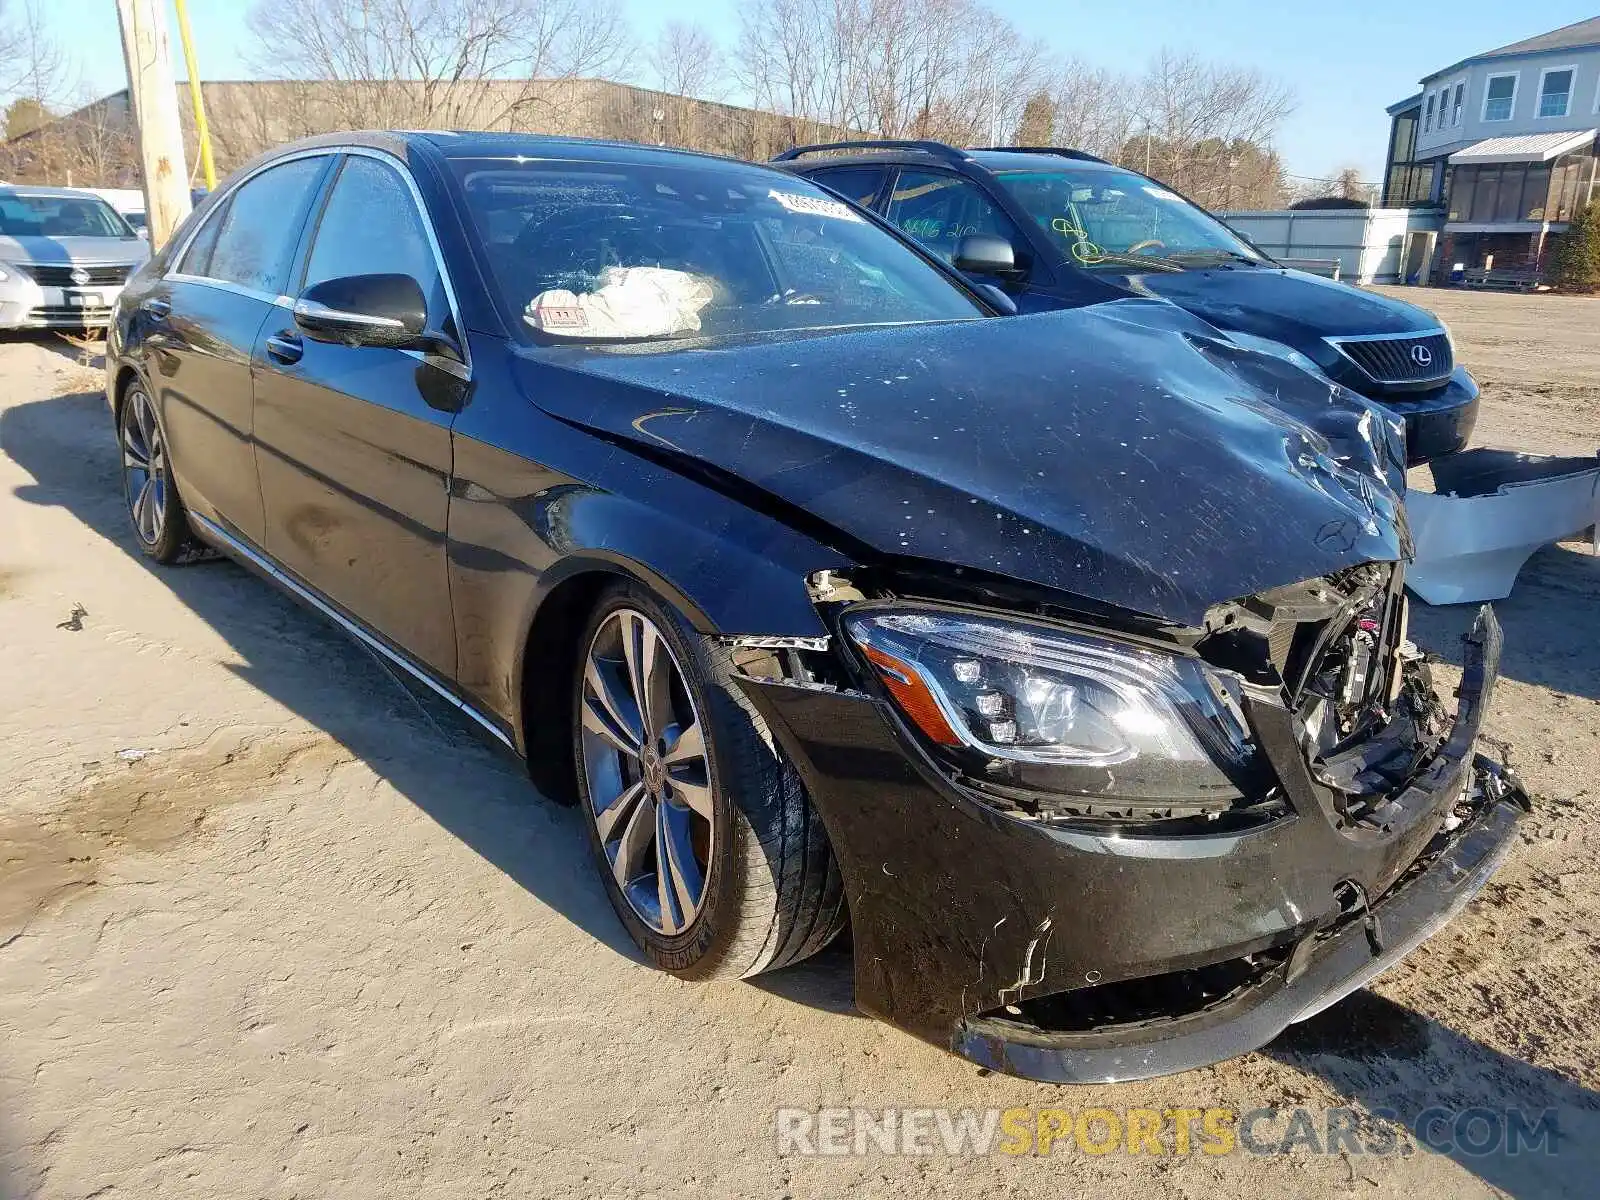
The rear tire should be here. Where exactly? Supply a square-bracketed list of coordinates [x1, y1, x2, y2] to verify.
[119, 382, 201, 565]
[573, 581, 846, 979]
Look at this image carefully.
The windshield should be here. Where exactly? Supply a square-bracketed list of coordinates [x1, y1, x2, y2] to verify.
[0, 193, 135, 239]
[450, 156, 985, 342]
[992, 167, 1265, 270]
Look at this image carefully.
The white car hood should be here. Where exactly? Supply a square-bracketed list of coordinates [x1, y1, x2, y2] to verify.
[0, 234, 150, 267]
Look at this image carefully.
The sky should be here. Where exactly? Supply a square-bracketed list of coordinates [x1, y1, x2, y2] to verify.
[25, 1, 1600, 183]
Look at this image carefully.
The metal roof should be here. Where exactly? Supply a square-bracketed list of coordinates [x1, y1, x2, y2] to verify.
[1448, 128, 1597, 164]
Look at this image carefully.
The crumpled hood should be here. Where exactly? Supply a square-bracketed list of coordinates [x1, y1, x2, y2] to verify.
[519, 299, 1409, 626]
[1126, 265, 1442, 344]
[0, 234, 149, 267]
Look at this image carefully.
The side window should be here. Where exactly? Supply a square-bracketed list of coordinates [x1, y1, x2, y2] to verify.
[886, 169, 1024, 264]
[175, 199, 229, 277]
[302, 156, 443, 319]
[205, 156, 327, 294]
[808, 167, 888, 208]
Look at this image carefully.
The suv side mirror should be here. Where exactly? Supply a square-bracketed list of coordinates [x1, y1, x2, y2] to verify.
[294, 273, 427, 349]
[953, 234, 1019, 278]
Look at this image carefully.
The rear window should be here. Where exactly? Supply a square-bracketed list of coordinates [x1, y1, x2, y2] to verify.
[449, 156, 984, 342]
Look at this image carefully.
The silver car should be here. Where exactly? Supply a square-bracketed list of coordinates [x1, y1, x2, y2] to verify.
[0, 186, 150, 329]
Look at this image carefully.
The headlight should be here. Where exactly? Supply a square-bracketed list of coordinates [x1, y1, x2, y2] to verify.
[843, 609, 1257, 810]
[1225, 331, 1325, 378]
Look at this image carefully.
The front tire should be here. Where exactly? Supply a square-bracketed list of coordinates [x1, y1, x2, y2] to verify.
[573, 582, 846, 979]
[119, 383, 199, 564]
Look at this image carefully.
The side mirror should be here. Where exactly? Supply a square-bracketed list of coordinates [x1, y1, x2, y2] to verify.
[953, 233, 1019, 278]
[294, 273, 427, 349]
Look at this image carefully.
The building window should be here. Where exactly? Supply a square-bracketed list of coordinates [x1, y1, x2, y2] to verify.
[1448, 153, 1596, 224]
[1424, 93, 1436, 132]
[1383, 107, 1439, 207]
[1536, 67, 1575, 118]
[1452, 82, 1465, 126]
[1483, 73, 1517, 122]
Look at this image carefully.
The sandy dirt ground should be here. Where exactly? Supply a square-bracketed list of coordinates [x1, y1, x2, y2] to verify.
[1, 288, 1597, 1198]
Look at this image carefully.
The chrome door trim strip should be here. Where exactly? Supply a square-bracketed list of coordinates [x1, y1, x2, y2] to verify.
[339, 145, 474, 378]
[188, 511, 515, 750]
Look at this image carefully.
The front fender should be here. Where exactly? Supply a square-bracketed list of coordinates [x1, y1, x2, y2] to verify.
[447, 408, 849, 736]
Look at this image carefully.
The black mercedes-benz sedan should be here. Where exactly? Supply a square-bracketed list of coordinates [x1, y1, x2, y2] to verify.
[105, 131, 1528, 1083]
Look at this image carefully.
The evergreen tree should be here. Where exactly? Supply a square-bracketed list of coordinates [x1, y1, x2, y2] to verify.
[1547, 199, 1600, 292]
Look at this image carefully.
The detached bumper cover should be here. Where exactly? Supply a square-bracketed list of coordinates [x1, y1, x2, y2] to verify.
[745, 605, 1526, 1083]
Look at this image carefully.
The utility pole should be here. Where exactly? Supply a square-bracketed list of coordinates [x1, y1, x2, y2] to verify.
[115, 0, 192, 248]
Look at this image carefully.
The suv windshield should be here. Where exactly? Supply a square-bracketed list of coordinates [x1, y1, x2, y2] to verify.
[0, 193, 135, 239]
[992, 166, 1265, 271]
[450, 156, 985, 342]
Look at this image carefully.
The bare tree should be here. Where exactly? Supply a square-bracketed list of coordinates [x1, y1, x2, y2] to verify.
[1043, 58, 1135, 161]
[0, 0, 73, 119]
[648, 21, 725, 101]
[0, 0, 27, 102]
[1284, 166, 1376, 209]
[735, 0, 1046, 148]
[1128, 49, 1293, 207]
[244, 0, 634, 131]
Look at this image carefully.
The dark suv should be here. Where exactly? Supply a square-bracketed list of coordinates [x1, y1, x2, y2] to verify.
[777, 140, 1479, 465]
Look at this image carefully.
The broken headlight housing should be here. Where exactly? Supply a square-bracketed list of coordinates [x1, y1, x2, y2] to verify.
[843, 609, 1257, 808]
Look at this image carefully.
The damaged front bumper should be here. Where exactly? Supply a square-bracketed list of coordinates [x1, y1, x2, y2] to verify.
[741, 605, 1528, 1083]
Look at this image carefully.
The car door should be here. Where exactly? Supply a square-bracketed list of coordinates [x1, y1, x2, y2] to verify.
[251, 151, 465, 679]
[881, 167, 1061, 309]
[145, 155, 332, 545]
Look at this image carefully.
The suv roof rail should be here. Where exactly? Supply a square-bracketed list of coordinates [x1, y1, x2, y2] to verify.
[770, 139, 968, 165]
[969, 145, 1108, 164]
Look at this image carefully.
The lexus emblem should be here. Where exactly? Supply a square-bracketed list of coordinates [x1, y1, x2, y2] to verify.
[69, 267, 91, 286]
[1411, 344, 1434, 368]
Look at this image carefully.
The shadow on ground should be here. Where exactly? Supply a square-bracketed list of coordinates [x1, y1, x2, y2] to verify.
[4, 390, 1595, 1200]
[1268, 991, 1600, 1199]
[0, 387, 639, 967]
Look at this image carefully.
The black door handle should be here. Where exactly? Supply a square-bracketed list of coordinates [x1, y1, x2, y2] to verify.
[265, 331, 303, 364]
[143, 297, 170, 320]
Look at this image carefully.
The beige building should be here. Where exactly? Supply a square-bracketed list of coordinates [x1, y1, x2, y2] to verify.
[0, 78, 846, 187]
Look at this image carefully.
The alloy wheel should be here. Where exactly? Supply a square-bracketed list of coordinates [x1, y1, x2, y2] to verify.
[579, 608, 714, 935]
[122, 387, 167, 547]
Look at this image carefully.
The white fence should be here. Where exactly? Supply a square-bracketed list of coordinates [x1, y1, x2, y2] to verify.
[1215, 207, 1445, 285]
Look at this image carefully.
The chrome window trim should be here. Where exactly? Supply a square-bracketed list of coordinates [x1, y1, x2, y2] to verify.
[323, 146, 473, 377]
[166, 147, 334, 280]
[166, 143, 473, 380]
[188, 511, 514, 750]
[165, 271, 291, 306]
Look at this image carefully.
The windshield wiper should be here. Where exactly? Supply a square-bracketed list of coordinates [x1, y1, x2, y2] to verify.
[1160, 249, 1266, 267]
[1077, 250, 1185, 273]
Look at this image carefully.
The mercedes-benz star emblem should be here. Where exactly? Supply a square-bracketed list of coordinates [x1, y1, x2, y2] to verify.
[69, 267, 91, 286]
[1411, 344, 1434, 367]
